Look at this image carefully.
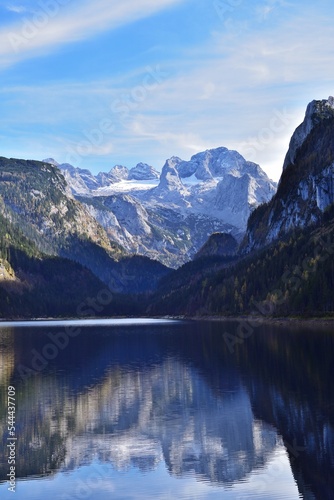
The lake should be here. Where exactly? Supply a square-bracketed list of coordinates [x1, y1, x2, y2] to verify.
[0, 318, 333, 499]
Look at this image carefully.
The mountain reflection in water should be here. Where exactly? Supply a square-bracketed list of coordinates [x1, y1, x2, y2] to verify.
[0, 320, 333, 499]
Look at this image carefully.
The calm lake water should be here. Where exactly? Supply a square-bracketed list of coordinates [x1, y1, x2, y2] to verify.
[0, 318, 333, 499]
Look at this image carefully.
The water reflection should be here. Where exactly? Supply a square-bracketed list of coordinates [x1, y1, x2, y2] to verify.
[0, 321, 333, 499]
[61, 361, 278, 485]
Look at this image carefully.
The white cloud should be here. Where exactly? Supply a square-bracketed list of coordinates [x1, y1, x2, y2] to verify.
[6, 5, 27, 14]
[0, 0, 186, 68]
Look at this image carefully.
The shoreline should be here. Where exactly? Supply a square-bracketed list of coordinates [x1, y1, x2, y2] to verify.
[0, 317, 179, 328]
[181, 314, 334, 327]
[0, 314, 334, 327]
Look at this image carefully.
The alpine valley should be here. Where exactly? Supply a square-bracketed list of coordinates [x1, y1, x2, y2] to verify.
[0, 96, 334, 318]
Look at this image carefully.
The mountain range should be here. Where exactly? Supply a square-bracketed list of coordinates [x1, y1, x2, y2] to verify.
[46, 148, 276, 267]
[0, 96, 333, 318]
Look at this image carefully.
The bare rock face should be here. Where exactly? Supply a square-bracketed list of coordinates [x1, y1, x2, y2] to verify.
[283, 97, 334, 170]
[243, 97, 334, 253]
[154, 157, 186, 194]
[128, 163, 159, 180]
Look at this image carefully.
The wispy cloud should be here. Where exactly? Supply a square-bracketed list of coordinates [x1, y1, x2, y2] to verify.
[124, 6, 334, 178]
[5, 5, 28, 14]
[1, 1, 334, 180]
[0, 0, 185, 68]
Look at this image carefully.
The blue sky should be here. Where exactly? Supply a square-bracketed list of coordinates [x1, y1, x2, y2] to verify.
[0, 0, 334, 180]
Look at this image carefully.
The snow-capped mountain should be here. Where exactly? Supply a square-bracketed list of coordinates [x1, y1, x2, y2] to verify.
[128, 162, 159, 180]
[45, 159, 101, 193]
[46, 159, 159, 196]
[45, 147, 276, 267]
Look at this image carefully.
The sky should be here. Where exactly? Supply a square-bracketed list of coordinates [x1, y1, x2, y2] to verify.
[0, 0, 334, 181]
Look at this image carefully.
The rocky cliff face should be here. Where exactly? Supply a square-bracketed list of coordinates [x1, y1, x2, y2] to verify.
[55, 147, 276, 267]
[0, 157, 112, 253]
[128, 162, 159, 180]
[79, 193, 234, 268]
[243, 97, 334, 252]
[283, 96, 334, 170]
[149, 157, 189, 203]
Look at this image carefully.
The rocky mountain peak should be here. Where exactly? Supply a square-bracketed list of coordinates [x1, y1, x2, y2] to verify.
[165, 156, 183, 168]
[283, 96, 334, 170]
[195, 232, 238, 259]
[157, 158, 185, 192]
[108, 165, 129, 180]
[176, 147, 273, 184]
[243, 96, 334, 252]
[128, 162, 159, 180]
[43, 157, 60, 167]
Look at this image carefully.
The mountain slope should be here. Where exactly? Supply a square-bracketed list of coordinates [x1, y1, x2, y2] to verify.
[195, 232, 238, 259]
[0, 157, 169, 294]
[0, 157, 116, 254]
[77, 193, 193, 267]
[0, 211, 118, 318]
[242, 97, 334, 252]
[149, 209, 334, 317]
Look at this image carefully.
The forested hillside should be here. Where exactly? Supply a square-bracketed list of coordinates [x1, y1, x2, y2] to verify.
[0, 212, 101, 317]
[149, 206, 334, 317]
[0, 157, 169, 296]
